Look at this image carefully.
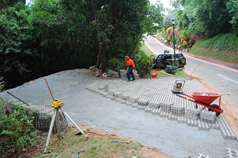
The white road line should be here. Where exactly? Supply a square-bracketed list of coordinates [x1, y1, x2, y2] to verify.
[217, 74, 238, 85]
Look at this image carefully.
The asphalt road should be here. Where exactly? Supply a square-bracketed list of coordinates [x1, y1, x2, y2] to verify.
[144, 36, 238, 109]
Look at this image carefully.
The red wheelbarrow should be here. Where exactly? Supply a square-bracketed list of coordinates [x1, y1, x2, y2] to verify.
[177, 92, 223, 116]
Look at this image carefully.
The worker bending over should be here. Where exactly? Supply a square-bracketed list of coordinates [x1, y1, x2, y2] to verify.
[125, 56, 136, 82]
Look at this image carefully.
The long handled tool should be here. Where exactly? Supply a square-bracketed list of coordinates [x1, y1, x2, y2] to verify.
[7, 91, 30, 106]
[44, 79, 88, 153]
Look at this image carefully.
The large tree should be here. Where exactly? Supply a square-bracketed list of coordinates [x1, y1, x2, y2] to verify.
[178, 0, 231, 37]
[0, 2, 37, 88]
[226, 0, 238, 34]
[1, 0, 162, 88]
[62, 0, 150, 71]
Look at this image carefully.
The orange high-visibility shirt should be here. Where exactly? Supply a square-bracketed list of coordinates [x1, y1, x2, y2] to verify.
[126, 59, 135, 68]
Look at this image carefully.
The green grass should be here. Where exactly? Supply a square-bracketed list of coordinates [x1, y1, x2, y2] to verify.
[174, 69, 189, 78]
[140, 43, 156, 57]
[35, 130, 145, 158]
[151, 69, 189, 78]
[189, 34, 238, 64]
[197, 33, 238, 51]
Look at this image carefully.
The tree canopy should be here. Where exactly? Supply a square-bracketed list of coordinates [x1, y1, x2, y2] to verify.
[0, 0, 164, 88]
[175, 0, 238, 37]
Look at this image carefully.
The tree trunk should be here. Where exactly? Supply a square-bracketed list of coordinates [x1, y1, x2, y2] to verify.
[91, 0, 106, 72]
[132, 34, 139, 60]
[125, 40, 129, 56]
[101, 46, 106, 72]
[96, 44, 102, 69]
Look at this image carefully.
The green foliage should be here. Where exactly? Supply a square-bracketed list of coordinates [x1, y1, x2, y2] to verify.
[0, 3, 38, 89]
[177, 10, 189, 28]
[143, 2, 164, 35]
[226, 0, 238, 34]
[0, 0, 96, 88]
[160, 26, 193, 49]
[172, 36, 179, 45]
[135, 51, 153, 77]
[197, 34, 238, 51]
[108, 58, 126, 72]
[166, 27, 173, 42]
[166, 27, 173, 34]
[0, 0, 24, 9]
[1, 0, 156, 88]
[189, 34, 238, 64]
[170, 0, 183, 12]
[178, 0, 231, 37]
[0, 102, 39, 153]
[163, 13, 176, 29]
[180, 29, 190, 40]
[182, 41, 188, 48]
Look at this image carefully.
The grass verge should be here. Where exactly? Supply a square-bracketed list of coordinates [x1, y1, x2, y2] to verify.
[189, 34, 238, 64]
[140, 43, 156, 57]
[196, 34, 238, 51]
[151, 69, 188, 79]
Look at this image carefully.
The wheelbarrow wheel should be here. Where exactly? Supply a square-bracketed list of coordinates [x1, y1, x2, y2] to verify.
[208, 104, 221, 117]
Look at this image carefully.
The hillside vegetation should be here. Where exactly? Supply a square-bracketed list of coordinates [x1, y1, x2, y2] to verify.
[160, 0, 238, 65]
[0, 0, 163, 89]
[189, 34, 238, 64]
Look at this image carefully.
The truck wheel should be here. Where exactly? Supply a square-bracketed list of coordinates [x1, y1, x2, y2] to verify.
[179, 58, 186, 65]
[208, 104, 221, 117]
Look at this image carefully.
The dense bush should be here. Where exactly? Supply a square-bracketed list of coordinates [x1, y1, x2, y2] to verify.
[0, 3, 38, 88]
[177, 0, 232, 38]
[108, 58, 126, 72]
[180, 29, 190, 40]
[196, 34, 238, 51]
[161, 27, 192, 50]
[227, 0, 238, 34]
[135, 51, 153, 77]
[182, 41, 188, 48]
[189, 33, 238, 64]
[0, 101, 39, 154]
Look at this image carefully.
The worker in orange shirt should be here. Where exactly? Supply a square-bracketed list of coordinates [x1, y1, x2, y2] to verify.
[125, 56, 135, 82]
